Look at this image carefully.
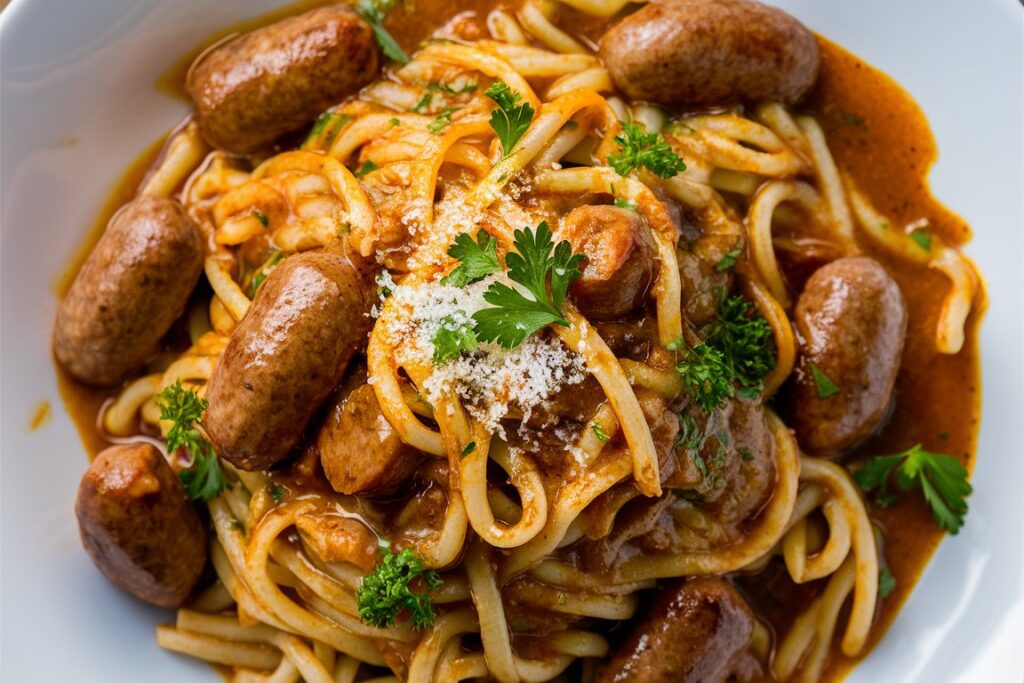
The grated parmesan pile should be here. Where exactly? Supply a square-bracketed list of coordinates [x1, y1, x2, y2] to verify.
[376, 274, 587, 436]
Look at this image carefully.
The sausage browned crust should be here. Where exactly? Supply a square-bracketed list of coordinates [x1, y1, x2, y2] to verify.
[597, 577, 755, 683]
[559, 205, 657, 321]
[317, 365, 426, 496]
[785, 257, 908, 456]
[187, 5, 380, 153]
[598, 0, 820, 107]
[204, 251, 374, 471]
[54, 195, 204, 386]
[75, 443, 207, 608]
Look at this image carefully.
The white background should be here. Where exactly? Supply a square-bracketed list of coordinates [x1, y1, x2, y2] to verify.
[1, 0, 1021, 680]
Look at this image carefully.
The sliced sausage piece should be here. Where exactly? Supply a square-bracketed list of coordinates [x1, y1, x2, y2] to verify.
[597, 577, 754, 683]
[75, 443, 207, 608]
[204, 251, 375, 471]
[598, 0, 820, 107]
[785, 257, 907, 456]
[54, 196, 203, 385]
[187, 5, 380, 153]
[317, 366, 426, 497]
[558, 205, 657, 321]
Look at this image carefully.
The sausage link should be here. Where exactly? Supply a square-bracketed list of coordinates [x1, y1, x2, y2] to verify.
[559, 205, 657, 321]
[203, 251, 374, 471]
[54, 195, 203, 386]
[598, 0, 820, 107]
[785, 257, 908, 456]
[597, 577, 755, 683]
[317, 366, 426, 497]
[75, 443, 207, 608]
[187, 5, 380, 153]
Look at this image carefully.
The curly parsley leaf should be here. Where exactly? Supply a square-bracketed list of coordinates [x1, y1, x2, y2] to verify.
[854, 444, 972, 534]
[608, 121, 686, 178]
[356, 0, 409, 64]
[156, 380, 225, 502]
[485, 81, 534, 158]
[432, 315, 478, 364]
[441, 231, 501, 287]
[472, 222, 584, 348]
[671, 293, 776, 412]
[357, 546, 443, 630]
[674, 343, 734, 413]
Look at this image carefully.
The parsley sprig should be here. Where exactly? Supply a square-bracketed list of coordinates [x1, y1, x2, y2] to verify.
[356, 0, 409, 64]
[854, 444, 972, 534]
[485, 82, 534, 158]
[608, 121, 686, 178]
[472, 222, 584, 348]
[156, 380, 226, 501]
[670, 292, 775, 412]
[441, 232, 501, 287]
[357, 545, 443, 630]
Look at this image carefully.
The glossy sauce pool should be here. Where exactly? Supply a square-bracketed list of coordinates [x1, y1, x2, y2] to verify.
[54, 2, 983, 681]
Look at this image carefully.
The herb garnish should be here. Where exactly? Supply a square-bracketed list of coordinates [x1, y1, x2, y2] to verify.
[156, 380, 226, 501]
[428, 108, 458, 135]
[249, 250, 283, 298]
[431, 315, 478, 364]
[357, 544, 443, 630]
[715, 243, 743, 272]
[441, 231, 501, 287]
[809, 363, 840, 399]
[910, 227, 933, 251]
[253, 210, 269, 228]
[302, 111, 353, 149]
[472, 222, 584, 348]
[355, 0, 409, 64]
[461, 441, 477, 458]
[854, 444, 972, 534]
[355, 160, 379, 178]
[268, 484, 285, 504]
[671, 293, 775, 412]
[878, 567, 897, 598]
[591, 422, 610, 442]
[485, 81, 534, 158]
[607, 121, 686, 179]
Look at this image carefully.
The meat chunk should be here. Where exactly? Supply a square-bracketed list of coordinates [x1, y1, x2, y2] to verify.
[188, 5, 380, 153]
[54, 195, 203, 385]
[316, 367, 426, 497]
[296, 512, 379, 571]
[597, 577, 754, 683]
[558, 205, 658, 321]
[204, 251, 375, 471]
[75, 443, 207, 608]
[784, 257, 907, 456]
[599, 0, 820, 107]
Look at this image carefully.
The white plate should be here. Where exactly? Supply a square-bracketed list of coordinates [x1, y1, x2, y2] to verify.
[1, 1, 1021, 680]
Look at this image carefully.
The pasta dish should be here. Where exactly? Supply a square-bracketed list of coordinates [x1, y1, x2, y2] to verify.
[53, 1, 984, 681]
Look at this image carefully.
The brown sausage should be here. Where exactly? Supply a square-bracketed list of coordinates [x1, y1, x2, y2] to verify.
[54, 195, 203, 386]
[204, 251, 375, 471]
[597, 577, 754, 683]
[786, 257, 908, 456]
[75, 443, 207, 608]
[598, 0, 820, 107]
[317, 366, 426, 496]
[559, 205, 657, 321]
[187, 5, 380, 153]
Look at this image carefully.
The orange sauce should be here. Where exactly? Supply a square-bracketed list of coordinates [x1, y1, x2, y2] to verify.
[28, 400, 52, 431]
[53, 4, 983, 681]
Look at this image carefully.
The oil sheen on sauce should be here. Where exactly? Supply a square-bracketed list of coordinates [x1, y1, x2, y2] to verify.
[55, 3, 983, 681]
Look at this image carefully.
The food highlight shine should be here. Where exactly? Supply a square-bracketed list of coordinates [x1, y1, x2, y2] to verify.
[53, 0, 982, 681]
